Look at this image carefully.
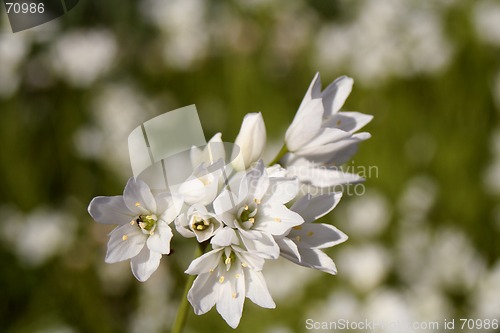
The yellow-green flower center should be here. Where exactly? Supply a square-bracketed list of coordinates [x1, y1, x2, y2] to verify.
[136, 214, 158, 234]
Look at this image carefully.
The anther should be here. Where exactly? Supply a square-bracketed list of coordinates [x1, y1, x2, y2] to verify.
[122, 235, 128, 241]
[219, 276, 225, 283]
[274, 217, 281, 222]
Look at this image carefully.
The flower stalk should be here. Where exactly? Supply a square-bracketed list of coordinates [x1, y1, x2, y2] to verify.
[269, 144, 288, 166]
[171, 243, 206, 333]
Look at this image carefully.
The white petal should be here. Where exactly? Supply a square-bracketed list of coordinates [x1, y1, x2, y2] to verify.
[213, 189, 239, 219]
[256, 204, 304, 236]
[323, 132, 371, 166]
[211, 227, 239, 247]
[275, 236, 301, 261]
[245, 160, 268, 200]
[188, 272, 218, 315]
[174, 215, 195, 238]
[286, 160, 364, 187]
[88, 195, 134, 225]
[233, 247, 266, 271]
[296, 72, 322, 119]
[190, 132, 226, 167]
[285, 98, 324, 152]
[233, 113, 267, 170]
[146, 221, 173, 254]
[105, 223, 147, 263]
[291, 193, 343, 223]
[266, 164, 287, 177]
[130, 246, 162, 282]
[157, 193, 183, 223]
[263, 177, 299, 204]
[216, 266, 245, 329]
[290, 223, 348, 249]
[123, 177, 157, 213]
[300, 128, 351, 151]
[185, 248, 223, 275]
[239, 229, 280, 259]
[323, 112, 373, 133]
[321, 76, 353, 117]
[285, 247, 338, 275]
[244, 269, 275, 309]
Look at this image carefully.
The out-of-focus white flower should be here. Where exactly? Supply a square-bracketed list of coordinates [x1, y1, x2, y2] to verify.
[214, 160, 303, 259]
[233, 112, 267, 171]
[276, 193, 347, 275]
[50, 29, 117, 87]
[0, 33, 29, 97]
[315, 0, 454, 84]
[186, 228, 275, 328]
[88, 177, 182, 281]
[175, 204, 223, 242]
[338, 244, 392, 292]
[141, 0, 209, 69]
[472, 260, 500, 319]
[281, 73, 372, 187]
[338, 190, 391, 238]
[0, 207, 76, 267]
[473, 1, 500, 47]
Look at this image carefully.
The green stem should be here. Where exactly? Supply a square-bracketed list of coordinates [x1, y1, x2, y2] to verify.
[171, 244, 205, 333]
[269, 144, 289, 166]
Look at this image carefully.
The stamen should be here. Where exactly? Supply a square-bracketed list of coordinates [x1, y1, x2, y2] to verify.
[219, 276, 225, 283]
[274, 217, 281, 223]
[295, 236, 301, 242]
[130, 220, 135, 225]
[241, 262, 248, 267]
[254, 198, 261, 205]
[235, 274, 240, 278]
[293, 226, 302, 230]
[149, 230, 155, 236]
[209, 269, 214, 273]
[135, 202, 141, 207]
[307, 231, 314, 237]
[243, 204, 249, 211]
[232, 292, 237, 299]
[225, 257, 232, 265]
[122, 235, 128, 241]
[336, 119, 342, 126]
[248, 217, 255, 224]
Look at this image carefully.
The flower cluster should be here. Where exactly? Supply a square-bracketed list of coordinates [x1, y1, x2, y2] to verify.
[88, 73, 372, 328]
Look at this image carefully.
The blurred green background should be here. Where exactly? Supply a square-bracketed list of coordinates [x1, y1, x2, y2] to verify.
[1, 0, 500, 332]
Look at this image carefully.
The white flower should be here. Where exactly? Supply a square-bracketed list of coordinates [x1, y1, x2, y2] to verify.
[275, 192, 347, 274]
[88, 177, 182, 281]
[175, 204, 223, 242]
[186, 228, 275, 328]
[284, 73, 372, 164]
[190, 132, 226, 168]
[177, 160, 225, 206]
[233, 112, 267, 170]
[214, 160, 304, 259]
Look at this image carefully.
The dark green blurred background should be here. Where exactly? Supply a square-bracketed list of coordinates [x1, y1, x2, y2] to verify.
[1, 0, 500, 332]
